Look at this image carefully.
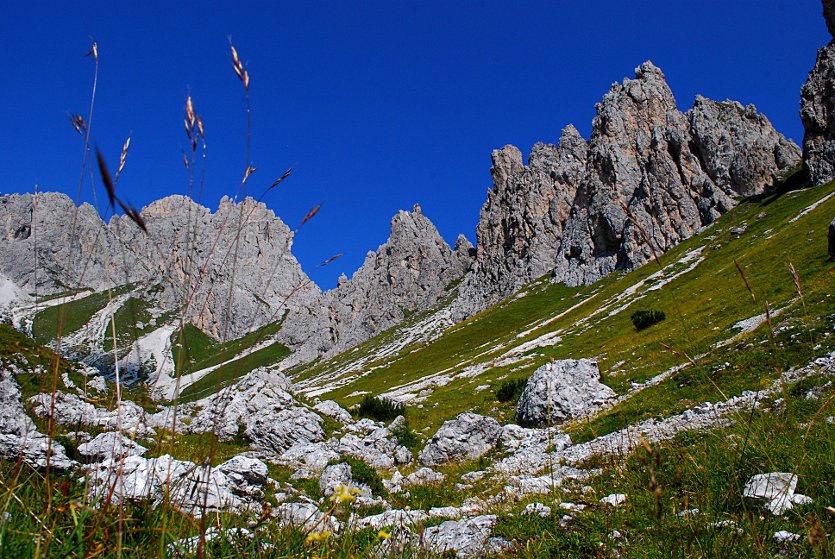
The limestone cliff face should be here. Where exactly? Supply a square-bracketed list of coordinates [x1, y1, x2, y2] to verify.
[455, 127, 587, 313]
[0, 188, 472, 364]
[0, 193, 114, 295]
[0, 52, 807, 368]
[0, 192, 327, 344]
[555, 62, 798, 287]
[325, 205, 469, 352]
[453, 61, 799, 318]
[110, 195, 324, 342]
[801, 2, 835, 185]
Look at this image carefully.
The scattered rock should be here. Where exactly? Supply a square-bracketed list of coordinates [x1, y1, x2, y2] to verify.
[313, 400, 353, 424]
[743, 472, 797, 515]
[521, 503, 551, 517]
[85, 453, 270, 517]
[337, 426, 410, 469]
[600, 494, 628, 507]
[515, 360, 616, 427]
[279, 442, 339, 474]
[77, 432, 147, 462]
[422, 515, 509, 559]
[275, 502, 340, 534]
[87, 375, 108, 394]
[357, 509, 429, 530]
[773, 530, 802, 544]
[460, 470, 487, 483]
[404, 466, 446, 486]
[558, 502, 586, 513]
[245, 407, 325, 454]
[828, 217, 835, 258]
[792, 493, 814, 505]
[216, 455, 269, 500]
[320, 463, 353, 497]
[676, 508, 700, 517]
[418, 412, 502, 466]
[0, 369, 74, 470]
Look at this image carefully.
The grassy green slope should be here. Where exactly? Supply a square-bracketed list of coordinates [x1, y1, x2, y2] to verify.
[292, 183, 835, 434]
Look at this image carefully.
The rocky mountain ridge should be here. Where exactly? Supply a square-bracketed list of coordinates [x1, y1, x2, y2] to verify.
[4, 19, 835, 390]
[452, 62, 801, 318]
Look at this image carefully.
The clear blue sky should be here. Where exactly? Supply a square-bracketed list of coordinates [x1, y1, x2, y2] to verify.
[1, 1, 829, 289]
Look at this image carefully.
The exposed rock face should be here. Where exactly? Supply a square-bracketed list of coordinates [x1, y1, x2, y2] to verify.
[0, 190, 475, 380]
[110, 195, 326, 342]
[418, 412, 502, 466]
[0, 193, 113, 295]
[555, 62, 797, 287]
[743, 472, 798, 515]
[0, 368, 74, 469]
[455, 127, 587, 314]
[325, 205, 468, 351]
[453, 234, 476, 272]
[824, 0, 835, 38]
[829, 217, 835, 258]
[0, 192, 329, 348]
[454, 62, 799, 318]
[85, 453, 270, 517]
[802, 42, 835, 185]
[688, 96, 801, 196]
[515, 359, 616, 427]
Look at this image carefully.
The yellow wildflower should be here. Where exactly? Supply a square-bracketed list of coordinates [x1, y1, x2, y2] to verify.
[306, 530, 331, 543]
[377, 529, 391, 540]
[329, 483, 362, 503]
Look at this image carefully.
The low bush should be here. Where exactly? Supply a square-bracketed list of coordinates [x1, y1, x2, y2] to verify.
[355, 394, 404, 421]
[630, 309, 666, 331]
[340, 456, 386, 496]
[495, 377, 528, 402]
[390, 420, 421, 450]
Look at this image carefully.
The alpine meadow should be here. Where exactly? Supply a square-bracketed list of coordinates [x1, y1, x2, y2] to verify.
[1, 2, 835, 558]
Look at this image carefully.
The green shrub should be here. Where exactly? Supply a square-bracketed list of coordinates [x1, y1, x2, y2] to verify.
[390, 420, 421, 451]
[630, 309, 666, 331]
[339, 456, 386, 496]
[495, 377, 528, 402]
[355, 394, 404, 421]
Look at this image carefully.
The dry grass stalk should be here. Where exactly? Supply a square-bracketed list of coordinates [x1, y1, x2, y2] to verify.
[96, 147, 147, 233]
[789, 261, 815, 344]
[115, 136, 131, 183]
[318, 253, 344, 267]
[659, 343, 698, 367]
[68, 113, 87, 135]
[733, 259, 756, 305]
[229, 43, 249, 92]
[296, 204, 322, 232]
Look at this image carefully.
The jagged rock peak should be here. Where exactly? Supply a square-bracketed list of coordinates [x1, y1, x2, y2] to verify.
[325, 205, 467, 352]
[688, 96, 801, 196]
[451, 125, 589, 319]
[453, 59, 799, 319]
[802, 4, 835, 185]
[490, 145, 524, 189]
[452, 233, 476, 273]
[824, 0, 835, 39]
